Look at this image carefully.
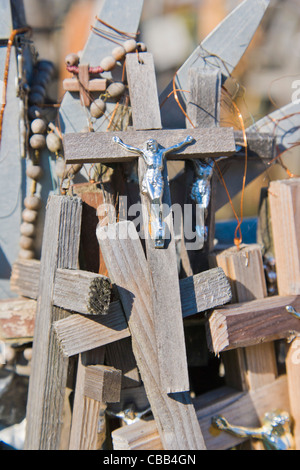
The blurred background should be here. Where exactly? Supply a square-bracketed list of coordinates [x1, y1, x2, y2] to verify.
[22, 0, 300, 222]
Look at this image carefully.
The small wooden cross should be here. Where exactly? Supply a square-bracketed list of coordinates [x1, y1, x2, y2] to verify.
[63, 63, 107, 107]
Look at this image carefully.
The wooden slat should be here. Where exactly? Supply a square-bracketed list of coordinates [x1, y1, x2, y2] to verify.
[126, 52, 189, 393]
[207, 294, 300, 355]
[97, 221, 206, 450]
[11, 261, 112, 316]
[84, 365, 122, 403]
[125, 53, 162, 130]
[54, 305, 130, 357]
[24, 195, 82, 450]
[269, 178, 300, 449]
[112, 375, 289, 450]
[69, 348, 107, 450]
[0, 298, 36, 342]
[63, 127, 236, 164]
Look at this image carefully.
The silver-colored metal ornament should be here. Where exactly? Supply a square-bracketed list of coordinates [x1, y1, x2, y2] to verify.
[113, 135, 194, 248]
[212, 409, 294, 450]
[190, 158, 214, 248]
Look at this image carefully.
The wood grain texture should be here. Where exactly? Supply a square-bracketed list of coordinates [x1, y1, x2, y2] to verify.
[207, 294, 300, 354]
[0, 298, 36, 342]
[63, 127, 236, 164]
[63, 77, 107, 93]
[97, 221, 206, 450]
[125, 53, 162, 130]
[84, 365, 122, 403]
[126, 51, 188, 394]
[54, 305, 130, 357]
[269, 178, 300, 449]
[269, 178, 300, 297]
[69, 348, 107, 450]
[187, 67, 221, 128]
[112, 375, 289, 450]
[24, 195, 82, 450]
[11, 261, 112, 315]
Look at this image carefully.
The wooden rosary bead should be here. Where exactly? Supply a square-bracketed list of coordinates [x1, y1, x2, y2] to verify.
[19, 235, 35, 250]
[66, 163, 83, 177]
[46, 133, 62, 153]
[29, 133, 46, 150]
[24, 195, 42, 211]
[112, 45, 126, 61]
[20, 222, 36, 238]
[123, 39, 137, 53]
[22, 208, 38, 223]
[137, 42, 147, 52]
[55, 158, 66, 179]
[65, 53, 80, 67]
[26, 164, 43, 181]
[90, 98, 106, 118]
[107, 82, 126, 99]
[100, 56, 116, 72]
[23, 347, 33, 361]
[19, 249, 35, 260]
[31, 118, 47, 134]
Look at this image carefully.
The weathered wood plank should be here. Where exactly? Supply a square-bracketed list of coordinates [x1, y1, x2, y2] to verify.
[126, 52, 189, 393]
[63, 127, 236, 164]
[125, 53, 162, 130]
[11, 261, 112, 315]
[269, 179, 300, 297]
[210, 243, 278, 450]
[84, 365, 122, 403]
[112, 375, 289, 450]
[207, 294, 300, 355]
[54, 305, 130, 357]
[269, 178, 300, 449]
[24, 195, 82, 450]
[97, 221, 206, 450]
[69, 348, 107, 450]
[187, 67, 221, 128]
[11, 259, 231, 319]
[0, 297, 35, 342]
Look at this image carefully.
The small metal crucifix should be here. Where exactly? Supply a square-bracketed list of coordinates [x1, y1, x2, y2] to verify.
[113, 134, 194, 248]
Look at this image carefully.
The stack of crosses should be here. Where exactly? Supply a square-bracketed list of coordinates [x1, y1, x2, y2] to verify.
[3, 0, 300, 451]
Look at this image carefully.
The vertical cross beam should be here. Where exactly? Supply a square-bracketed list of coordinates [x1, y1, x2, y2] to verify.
[125, 52, 189, 393]
[24, 195, 82, 449]
[269, 178, 300, 450]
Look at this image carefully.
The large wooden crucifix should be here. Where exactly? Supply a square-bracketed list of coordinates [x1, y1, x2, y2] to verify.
[63, 51, 236, 396]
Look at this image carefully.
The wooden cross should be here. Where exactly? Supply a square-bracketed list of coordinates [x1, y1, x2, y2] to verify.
[9, 195, 231, 450]
[63, 52, 236, 396]
[63, 63, 107, 107]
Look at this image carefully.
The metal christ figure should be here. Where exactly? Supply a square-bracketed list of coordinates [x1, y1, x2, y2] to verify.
[190, 158, 214, 247]
[113, 135, 194, 248]
[212, 410, 294, 450]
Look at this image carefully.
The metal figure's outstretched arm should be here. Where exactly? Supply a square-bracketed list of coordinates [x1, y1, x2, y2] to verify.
[212, 416, 265, 440]
[164, 135, 194, 154]
[113, 136, 143, 155]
